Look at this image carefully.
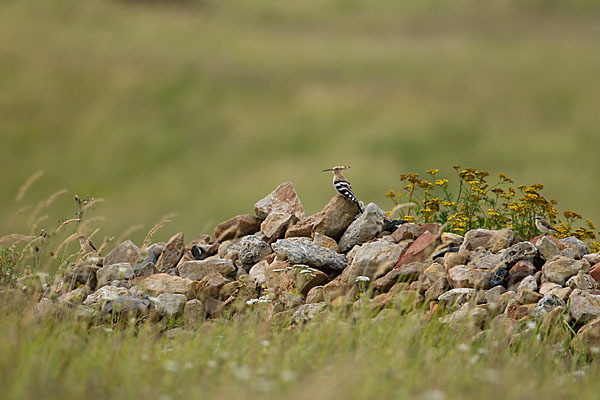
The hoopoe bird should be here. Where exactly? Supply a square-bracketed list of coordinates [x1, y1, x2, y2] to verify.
[535, 216, 559, 236]
[322, 165, 363, 213]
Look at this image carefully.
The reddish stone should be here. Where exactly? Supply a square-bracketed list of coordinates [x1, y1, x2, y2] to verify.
[395, 233, 441, 268]
[589, 263, 600, 282]
[509, 260, 536, 277]
[531, 234, 561, 247]
[506, 303, 530, 320]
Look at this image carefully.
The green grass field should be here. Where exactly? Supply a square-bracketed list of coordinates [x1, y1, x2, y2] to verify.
[2, 0, 600, 246]
[2, 1, 600, 398]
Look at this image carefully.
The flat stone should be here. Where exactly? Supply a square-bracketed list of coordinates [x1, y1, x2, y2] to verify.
[96, 263, 133, 288]
[254, 182, 305, 220]
[261, 212, 298, 243]
[214, 215, 261, 242]
[154, 293, 187, 318]
[338, 203, 386, 252]
[542, 256, 590, 285]
[345, 240, 404, 282]
[178, 258, 236, 281]
[313, 195, 360, 240]
[156, 232, 184, 271]
[83, 286, 130, 308]
[57, 286, 87, 306]
[103, 240, 140, 267]
[271, 238, 347, 273]
[395, 233, 441, 267]
[499, 241, 538, 265]
[438, 288, 476, 310]
[441, 232, 463, 247]
[142, 273, 194, 297]
[570, 289, 600, 323]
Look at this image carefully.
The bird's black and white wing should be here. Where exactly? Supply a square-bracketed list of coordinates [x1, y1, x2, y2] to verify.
[334, 179, 363, 213]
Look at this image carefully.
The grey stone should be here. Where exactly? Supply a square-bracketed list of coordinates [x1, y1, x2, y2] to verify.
[103, 240, 140, 267]
[101, 296, 150, 317]
[448, 265, 471, 288]
[338, 203, 386, 252]
[485, 285, 506, 304]
[57, 286, 87, 306]
[218, 238, 243, 261]
[291, 302, 327, 324]
[178, 258, 236, 281]
[96, 263, 133, 288]
[566, 272, 596, 290]
[542, 256, 590, 285]
[238, 235, 272, 268]
[345, 240, 404, 282]
[134, 251, 159, 277]
[459, 229, 495, 252]
[83, 286, 130, 308]
[183, 299, 205, 324]
[533, 294, 566, 317]
[468, 252, 504, 270]
[271, 238, 347, 272]
[535, 236, 560, 261]
[254, 182, 305, 220]
[560, 236, 589, 259]
[499, 241, 538, 265]
[438, 288, 476, 309]
[569, 289, 600, 323]
[154, 293, 187, 318]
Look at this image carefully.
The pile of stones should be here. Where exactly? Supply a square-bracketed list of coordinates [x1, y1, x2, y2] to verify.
[34, 182, 600, 346]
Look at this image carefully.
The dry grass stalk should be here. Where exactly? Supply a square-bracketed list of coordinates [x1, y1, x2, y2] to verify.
[15, 169, 44, 202]
[142, 213, 178, 249]
[116, 224, 145, 244]
[390, 202, 417, 216]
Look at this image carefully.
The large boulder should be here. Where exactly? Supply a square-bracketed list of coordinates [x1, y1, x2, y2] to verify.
[345, 240, 404, 283]
[271, 238, 347, 272]
[178, 258, 236, 281]
[103, 240, 140, 267]
[254, 182, 305, 220]
[535, 236, 560, 261]
[313, 195, 360, 240]
[338, 203, 386, 252]
[459, 229, 495, 252]
[156, 232, 185, 271]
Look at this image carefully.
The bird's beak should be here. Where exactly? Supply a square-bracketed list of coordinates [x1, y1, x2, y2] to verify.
[322, 168, 333, 172]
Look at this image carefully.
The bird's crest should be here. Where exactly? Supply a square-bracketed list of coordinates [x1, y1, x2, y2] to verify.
[322, 165, 350, 172]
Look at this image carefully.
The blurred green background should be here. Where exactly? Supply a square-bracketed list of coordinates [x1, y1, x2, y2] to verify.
[1, 0, 599, 246]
